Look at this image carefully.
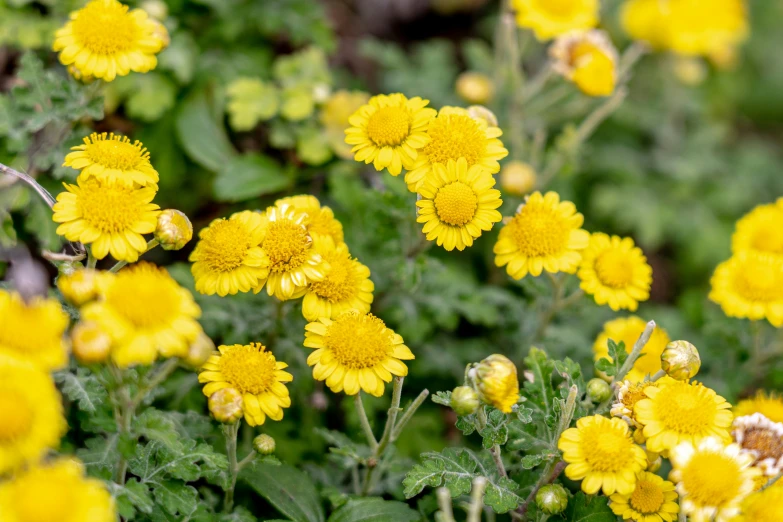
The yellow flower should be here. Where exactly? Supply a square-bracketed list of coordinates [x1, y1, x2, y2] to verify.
[611, 380, 659, 428]
[609, 471, 679, 522]
[302, 242, 374, 322]
[731, 479, 783, 522]
[0, 289, 68, 371]
[57, 268, 103, 306]
[81, 262, 202, 367]
[550, 30, 618, 97]
[345, 93, 436, 176]
[558, 415, 647, 495]
[320, 90, 370, 159]
[593, 316, 671, 382]
[53, 178, 160, 263]
[734, 392, 783, 424]
[634, 380, 733, 453]
[670, 437, 760, 522]
[404, 106, 507, 193]
[499, 161, 537, 196]
[455, 72, 495, 105]
[53, 0, 166, 81]
[709, 251, 783, 327]
[190, 211, 269, 296]
[416, 158, 503, 251]
[63, 132, 159, 188]
[304, 311, 414, 397]
[274, 195, 344, 248]
[731, 199, 783, 256]
[732, 413, 783, 479]
[578, 233, 652, 312]
[71, 321, 112, 364]
[0, 353, 66, 474]
[0, 458, 115, 522]
[494, 191, 590, 279]
[512, 0, 599, 41]
[473, 354, 520, 413]
[256, 203, 329, 300]
[199, 343, 293, 427]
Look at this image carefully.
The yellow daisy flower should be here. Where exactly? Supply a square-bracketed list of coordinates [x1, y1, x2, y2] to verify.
[558, 415, 647, 495]
[550, 30, 618, 97]
[0, 458, 115, 522]
[404, 106, 508, 193]
[274, 194, 345, 248]
[473, 354, 520, 413]
[732, 413, 783, 478]
[0, 289, 68, 371]
[53, 0, 167, 81]
[709, 251, 783, 327]
[494, 191, 590, 279]
[256, 203, 329, 300]
[732, 478, 783, 522]
[512, 0, 599, 41]
[578, 233, 652, 312]
[416, 158, 503, 251]
[190, 211, 269, 296]
[670, 437, 760, 522]
[320, 90, 371, 159]
[734, 392, 783, 424]
[198, 342, 293, 427]
[731, 199, 783, 256]
[64, 132, 158, 188]
[0, 353, 66, 474]
[304, 311, 414, 397]
[52, 178, 160, 263]
[634, 380, 733, 453]
[57, 268, 104, 307]
[302, 242, 374, 322]
[81, 262, 202, 367]
[593, 316, 671, 383]
[609, 471, 680, 522]
[345, 93, 436, 176]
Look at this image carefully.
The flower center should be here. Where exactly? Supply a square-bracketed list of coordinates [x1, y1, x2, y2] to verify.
[621, 383, 650, 410]
[324, 313, 394, 370]
[77, 181, 146, 234]
[422, 114, 486, 166]
[366, 106, 411, 146]
[681, 452, 743, 508]
[533, 0, 577, 17]
[263, 219, 311, 273]
[435, 181, 479, 226]
[0, 393, 33, 441]
[580, 423, 635, 472]
[653, 382, 717, 435]
[742, 427, 783, 463]
[84, 134, 150, 171]
[507, 205, 570, 257]
[733, 261, 783, 303]
[71, 0, 141, 55]
[595, 249, 635, 288]
[750, 221, 783, 254]
[218, 343, 277, 395]
[105, 264, 179, 328]
[309, 251, 357, 303]
[629, 479, 666, 514]
[199, 219, 252, 273]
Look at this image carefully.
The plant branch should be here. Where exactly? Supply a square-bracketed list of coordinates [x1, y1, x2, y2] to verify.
[222, 422, 240, 513]
[466, 477, 488, 522]
[615, 320, 656, 382]
[436, 487, 456, 522]
[391, 388, 430, 441]
[0, 162, 56, 208]
[354, 393, 378, 452]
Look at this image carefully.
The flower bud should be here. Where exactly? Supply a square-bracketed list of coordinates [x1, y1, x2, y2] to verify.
[673, 57, 707, 86]
[466, 105, 498, 127]
[661, 340, 701, 381]
[473, 354, 520, 413]
[155, 209, 193, 251]
[586, 378, 612, 403]
[500, 161, 537, 196]
[208, 388, 244, 424]
[71, 321, 112, 364]
[141, 0, 168, 20]
[451, 386, 480, 416]
[646, 450, 662, 472]
[535, 484, 568, 515]
[57, 269, 102, 306]
[253, 434, 276, 455]
[183, 331, 215, 368]
[456, 72, 494, 105]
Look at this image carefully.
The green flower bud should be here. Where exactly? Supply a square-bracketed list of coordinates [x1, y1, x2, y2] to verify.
[473, 354, 520, 413]
[155, 209, 193, 251]
[586, 378, 612, 403]
[208, 388, 243, 424]
[535, 484, 568, 515]
[451, 386, 480, 416]
[183, 331, 215, 369]
[253, 434, 276, 455]
[661, 340, 701, 381]
[466, 105, 498, 127]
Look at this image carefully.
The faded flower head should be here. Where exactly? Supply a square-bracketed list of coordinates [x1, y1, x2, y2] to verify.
[732, 413, 783, 478]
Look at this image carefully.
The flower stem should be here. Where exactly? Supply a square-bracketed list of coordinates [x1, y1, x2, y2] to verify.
[360, 377, 407, 495]
[615, 320, 656, 382]
[87, 247, 98, 269]
[533, 273, 566, 341]
[354, 393, 378, 452]
[466, 476, 488, 522]
[109, 239, 159, 273]
[390, 388, 430, 441]
[222, 422, 240, 513]
[0, 162, 56, 208]
[475, 407, 508, 479]
[436, 488, 456, 522]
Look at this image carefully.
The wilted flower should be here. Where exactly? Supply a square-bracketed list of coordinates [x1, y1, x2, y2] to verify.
[473, 354, 519, 413]
[465, 105, 498, 127]
[732, 413, 783, 478]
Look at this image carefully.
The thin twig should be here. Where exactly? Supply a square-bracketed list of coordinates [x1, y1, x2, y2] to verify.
[354, 393, 378, 452]
[615, 320, 656, 382]
[436, 488, 456, 522]
[222, 422, 240, 513]
[391, 388, 430, 441]
[466, 477, 488, 522]
[0, 162, 56, 208]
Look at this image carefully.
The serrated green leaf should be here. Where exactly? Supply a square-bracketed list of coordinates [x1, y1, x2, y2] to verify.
[431, 391, 451, 406]
[479, 408, 508, 449]
[219, 507, 257, 522]
[483, 476, 522, 513]
[564, 492, 616, 521]
[112, 478, 155, 520]
[522, 348, 556, 414]
[213, 153, 290, 202]
[403, 447, 479, 499]
[595, 340, 628, 378]
[134, 408, 182, 451]
[327, 498, 419, 522]
[125, 73, 177, 122]
[152, 480, 199, 517]
[281, 86, 315, 121]
[54, 367, 107, 413]
[176, 88, 236, 171]
[240, 461, 325, 522]
[76, 435, 120, 474]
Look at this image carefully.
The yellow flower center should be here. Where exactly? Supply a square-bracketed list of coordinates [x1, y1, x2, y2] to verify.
[681, 451, 743, 508]
[423, 114, 486, 166]
[263, 219, 311, 273]
[629, 479, 666, 514]
[218, 343, 277, 395]
[595, 249, 634, 288]
[621, 383, 651, 411]
[507, 205, 569, 257]
[72, 0, 141, 55]
[533, 0, 578, 17]
[750, 222, 783, 254]
[732, 261, 783, 303]
[77, 181, 147, 234]
[324, 313, 394, 370]
[84, 134, 149, 171]
[0, 394, 33, 441]
[580, 422, 636, 472]
[15, 477, 72, 522]
[367, 106, 411, 146]
[652, 382, 718, 435]
[105, 264, 179, 328]
[199, 219, 252, 273]
[309, 251, 357, 303]
[435, 181, 478, 226]
[741, 426, 783, 463]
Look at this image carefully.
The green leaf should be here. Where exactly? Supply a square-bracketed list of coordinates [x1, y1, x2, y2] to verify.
[76, 435, 119, 474]
[327, 498, 419, 522]
[176, 88, 236, 171]
[483, 476, 523, 514]
[152, 480, 199, 517]
[219, 507, 257, 522]
[240, 461, 325, 522]
[213, 153, 290, 202]
[522, 348, 556, 414]
[519, 454, 546, 470]
[125, 73, 177, 122]
[54, 368, 107, 413]
[431, 391, 451, 407]
[134, 408, 183, 451]
[564, 492, 616, 522]
[595, 339, 628, 378]
[226, 78, 279, 131]
[112, 478, 155, 520]
[296, 126, 332, 166]
[403, 447, 479, 499]
[280, 86, 314, 121]
[479, 408, 508, 449]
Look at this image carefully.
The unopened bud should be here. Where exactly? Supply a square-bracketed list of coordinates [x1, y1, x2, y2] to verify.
[155, 209, 193, 251]
[466, 105, 498, 127]
[661, 340, 700, 381]
[57, 269, 102, 306]
[141, 0, 168, 20]
[184, 331, 215, 368]
[473, 354, 520, 413]
[535, 484, 568, 515]
[500, 161, 537, 196]
[451, 386, 480, 416]
[208, 388, 244, 423]
[71, 321, 112, 364]
[646, 450, 662, 472]
[586, 378, 612, 403]
[456, 72, 494, 105]
[253, 434, 276, 455]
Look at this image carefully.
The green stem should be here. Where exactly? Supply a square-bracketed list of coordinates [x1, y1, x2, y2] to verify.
[360, 377, 406, 495]
[436, 488, 456, 522]
[533, 273, 566, 341]
[466, 477, 488, 522]
[87, 247, 98, 269]
[615, 320, 657, 383]
[650, 370, 666, 382]
[107, 364, 131, 485]
[475, 407, 508, 479]
[390, 388, 430, 441]
[130, 358, 179, 411]
[354, 393, 379, 452]
[109, 239, 159, 273]
[223, 422, 240, 513]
